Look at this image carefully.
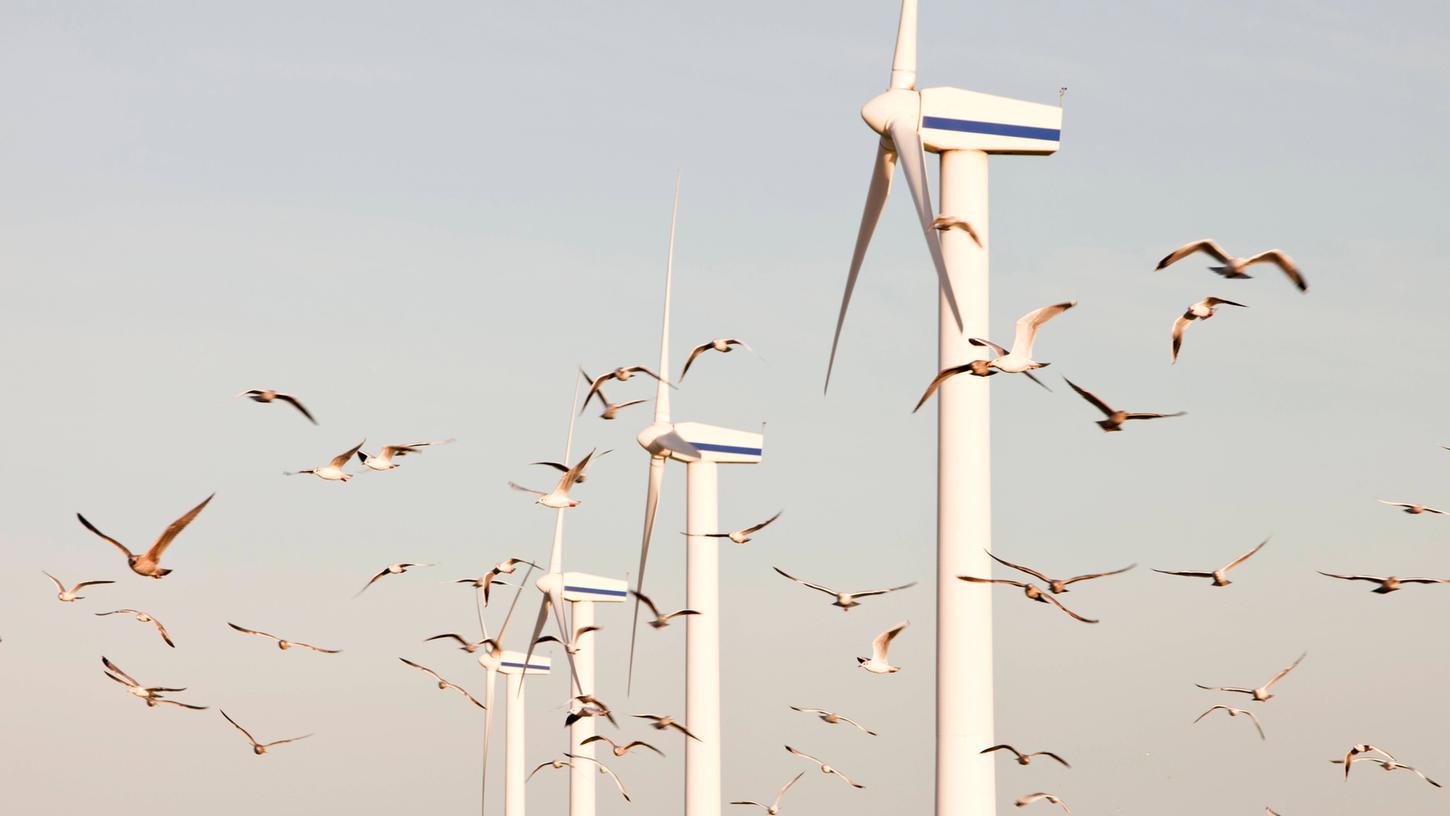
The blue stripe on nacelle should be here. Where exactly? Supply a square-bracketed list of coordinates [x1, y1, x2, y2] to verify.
[687, 442, 764, 456]
[502, 661, 550, 671]
[921, 116, 1060, 142]
[564, 585, 628, 597]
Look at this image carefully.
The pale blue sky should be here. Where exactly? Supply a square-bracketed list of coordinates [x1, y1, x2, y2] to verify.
[4, 1, 1450, 814]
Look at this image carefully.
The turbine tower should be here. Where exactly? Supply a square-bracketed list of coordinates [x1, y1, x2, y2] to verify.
[627, 177, 765, 816]
[825, 3, 1062, 815]
[497, 650, 550, 816]
[559, 572, 626, 816]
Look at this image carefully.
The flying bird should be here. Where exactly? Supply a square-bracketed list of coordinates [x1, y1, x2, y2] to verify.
[95, 609, 174, 648]
[1153, 538, 1268, 587]
[580, 735, 664, 758]
[563, 754, 631, 801]
[1196, 651, 1306, 702]
[582, 366, 670, 412]
[1015, 792, 1073, 814]
[773, 567, 916, 611]
[101, 656, 205, 709]
[1378, 500, 1446, 515]
[535, 625, 600, 656]
[1316, 571, 1450, 594]
[356, 439, 454, 471]
[529, 758, 574, 780]
[43, 572, 113, 602]
[1156, 239, 1307, 292]
[857, 620, 909, 674]
[425, 633, 495, 654]
[530, 448, 611, 484]
[785, 745, 864, 788]
[694, 510, 783, 544]
[1063, 378, 1185, 433]
[578, 368, 647, 420]
[981, 744, 1071, 768]
[912, 349, 1051, 413]
[457, 557, 538, 605]
[681, 338, 754, 380]
[398, 658, 486, 709]
[730, 771, 806, 814]
[357, 562, 433, 597]
[1193, 705, 1265, 740]
[227, 623, 340, 653]
[931, 215, 983, 247]
[630, 590, 700, 629]
[633, 714, 699, 741]
[1334, 756, 1441, 787]
[968, 301, 1076, 377]
[788, 706, 877, 736]
[77, 493, 215, 578]
[1339, 745, 1396, 780]
[1171, 297, 1247, 363]
[985, 552, 1136, 594]
[566, 694, 619, 728]
[508, 449, 597, 508]
[955, 575, 1098, 623]
[235, 389, 318, 424]
[284, 440, 366, 482]
[220, 710, 312, 755]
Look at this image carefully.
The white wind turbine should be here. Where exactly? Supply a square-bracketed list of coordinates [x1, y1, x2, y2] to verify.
[825, 3, 1063, 816]
[626, 176, 765, 816]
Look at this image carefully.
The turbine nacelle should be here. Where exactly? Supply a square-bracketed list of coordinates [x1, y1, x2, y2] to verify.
[495, 650, 551, 677]
[862, 88, 1061, 156]
[637, 422, 702, 463]
[861, 89, 919, 137]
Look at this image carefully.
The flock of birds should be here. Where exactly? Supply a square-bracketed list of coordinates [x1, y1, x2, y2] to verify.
[32, 236, 1446, 814]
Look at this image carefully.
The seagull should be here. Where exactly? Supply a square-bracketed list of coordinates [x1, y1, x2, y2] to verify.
[1316, 571, 1450, 594]
[425, 633, 495, 654]
[563, 754, 631, 801]
[1378, 500, 1446, 515]
[42, 572, 113, 602]
[912, 349, 1051, 413]
[457, 557, 538, 605]
[788, 706, 877, 736]
[856, 620, 909, 674]
[630, 590, 700, 629]
[579, 368, 648, 420]
[1193, 705, 1266, 740]
[1015, 792, 1073, 814]
[356, 562, 433, 597]
[1156, 240, 1307, 292]
[731, 772, 806, 814]
[985, 552, 1136, 594]
[508, 449, 597, 508]
[565, 694, 619, 728]
[219, 710, 312, 756]
[530, 447, 611, 484]
[95, 609, 174, 648]
[582, 366, 670, 412]
[235, 389, 318, 424]
[931, 215, 983, 247]
[1171, 297, 1247, 363]
[785, 745, 864, 788]
[1063, 378, 1185, 433]
[694, 510, 783, 544]
[968, 301, 1076, 376]
[955, 576, 1098, 623]
[1338, 745, 1397, 780]
[356, 439, 454, 471]
[534, 625, 600, 656]
[681, 338, 754, 380]
[227, 623, 340, 653]
[1153, 538, 1268, 586]
[981, 745, 1071, 768]
[101, 656, 205, 709]
[773, 567, 916, 611]
[1334, 756, 1441, 787]
[528, 758, 574, 780]
[633, 714, 699, 741]
[77, 493, 215, 579]
[284, 440, 366, 481]
[580, 736, 664, 758]
[1196, 651, 1306, 702]
[398, 658, 486, 709]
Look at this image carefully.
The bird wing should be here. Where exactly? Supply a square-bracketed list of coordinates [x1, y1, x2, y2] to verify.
[1157, 239, 1230, 269]
[581, 371, 613, 413]
[1035, 751, 1072, 768]
[669, 722, 700, 741]
[1196, 684, 1255, 694]
[626, 741, 665, 756]
[101, 656, 139, 687]
[968, 337, 1008, 359]
[508, 482, 545, 497]
[1122, 412, 1186, 421]
[220, 710, 258, 745]
[1060, 564, 1136, 586]
[228, 622, 278, 640]
[144, 493, 216, 562]
[1223, 538, 1269, 573]
[356, 569, 391, 596]
[680, 343, 712, 380]
[274, 394, 317, 424]
[1204, 297, 1247, 307]
[1243, 709, 1266, 740]
[662, 609, 701, 622]
[1399, 577, 1450, 584]
[1171, 314, 1192, 363]
[986, 552, 1050, 584]
[1316, 571, 1382, 583]
[981, 744, 1024, 759]
[956, 575, 1027, 588]
[739, 510, 783, 536]
[1021, 370, 1053, 391]
[596, 763, 630, 801]
[150, 616, 174, 647]
[1040, 592, 1098, 623]
[1011, 301, 1075, 359]
[74, 580, 116, 590]
[262, 734, 313, 749]
[1193, 705, 1228, 723]
[426, 633, 472, 647]
[1152, 569, 1217, 578]
[872, 621, 908, 661]
[557, 449, 596, 492]
[785, 745, 823, 766]
[913, 364, 977, 413]
[579, 735, 612, 748]
[329, 441, 366, 469]
[453, 686, 487, 709]
[772, 567, 837, 597]
[1262, 652, 1306, 690]
[610, 399, 647, 412]
[850, 581, 917, 598]
[771, 770, 806, 807]
[294, 641, 340, 654]
[399, 657, 444, 683]
[531, 461, 568, 473]
[42, 571, 66, 592]
[1062, 378, 1115, 417]
[155, 699, 209, 710]
[529, 761, 565, 780]
[628, 590, 662, 618]
[1242, 250, 1306, 291]
[77, 513, 134, 558]
[836, 714, 876, 735]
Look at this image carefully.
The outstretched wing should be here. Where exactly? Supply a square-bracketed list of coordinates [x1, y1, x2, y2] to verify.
[144, 493, 216, 562]
[1242, 250, 1306, 292]
[1063, 378, 1115, 418]
[77, 514, 134, 558]
[772, 566, 837, 597]
[1157, 239, 1230, 269]
[740, 510, 783, 536]
[914, 364, 976, 414]
[680, 343, 712, 380]
[986, 552, 1050, 584]
[220, 710, 258, 745]
[274, 394, 318, 424]
[1040, 592, 1098, 623]
[1011, 301, 1075, 359]
[1223, 538, 1269, 573]
[330, 441, 366, 469]
[1060, 564, 1136, 586]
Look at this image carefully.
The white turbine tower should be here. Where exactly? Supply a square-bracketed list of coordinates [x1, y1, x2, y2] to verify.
[825, 3, 1062, 816]
[627, 177, 765, 816]
[558, 572, 626, 816]
[497, 650, 550, 816]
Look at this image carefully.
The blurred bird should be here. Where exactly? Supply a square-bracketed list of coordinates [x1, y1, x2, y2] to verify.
[913, 349, 1050, 413]
[579, 368, 647, 420]
[969, 301, 1076, 376]
[535, 626, 600, 656]
[95, 609, 174, 648]
[43, 572, 113, 602]
[731, 771, 805, 814]
[985, 552, 1136, 594]
[529, 758, 573, 780]
[1196, 651, 1306, 702]
[856, 621, 909, 674]
[357, 439, 454, 471]
[101, 656, 205, 709]
[1171, 297, 1247, 363]
[235, 389, 317, 424]
[785, 745, 864, 788]
[357, 563, 433, 597]
[773, 567, 916, 611]
[1339, 744, 1396, 780]
[1316, 571, 1450, 594]
[681, 338, 754, 380]
[457, 557, 537, 605]
[1015, 792, 1072, 814]
[1156, 239, 1306, 291]
[284, 441, 365, 482]
[566, 694, 618, 728]
[1334, 756, 1441, 787]
[633, 714, 699, 741]
[77, 493, 214, 579]
[931, 215, 983, 247]
[981, 744, 1071, 767]
[1378, 500, 1445, 515]
[220, 710, 312, 756]
[1063, 378, 1185, 433]
[581, 736, 663, 758]
[956, 575, 1098, 623]
[694, 510, 783, 544]
[1193, 705, 1265, 740]
[398, 658, 486, 709]
[788, 706, 877, 736]
[583, 367, 670, 412]
[563, 754, 631, 801]
[509, 449, 597, 508]
[1154, 538, 1268, 587]
[630, 590, 700, 629]
[227, 623, 340, 653]
[425, 633, 495, 654]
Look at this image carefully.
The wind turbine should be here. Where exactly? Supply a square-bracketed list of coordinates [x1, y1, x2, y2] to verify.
[558, 573, 627, 816]
[497, 650, 550, 816]
[825, 3, 1063, 816]
[626, 176, 765, 816]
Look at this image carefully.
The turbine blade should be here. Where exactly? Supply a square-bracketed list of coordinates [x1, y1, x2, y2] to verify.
[654, 429, 701, 462]
[654, 174, 681, 424]
[627, 454, 666, 695]
[518, 597, 551, 697]
[888, 118, 963, 332]
[549, 585, 584, 695]
[890, 0, 918, 90]
[825, 142, 897, 391]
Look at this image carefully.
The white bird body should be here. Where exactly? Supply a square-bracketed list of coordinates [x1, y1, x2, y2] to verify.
[857, 620, 908, 674]
[973, 301, 1076, 374]
[286, 440, 365, 482]
[44, 572, 113, 602]
[509, 449, 596, 509]
[358, 439, 453, 471]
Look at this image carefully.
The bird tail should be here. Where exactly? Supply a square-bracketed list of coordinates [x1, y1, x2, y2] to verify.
[1095, 420, 1120, 432]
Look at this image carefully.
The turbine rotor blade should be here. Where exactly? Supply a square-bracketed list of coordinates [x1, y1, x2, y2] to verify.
[888, 118, 963, 333]
[825, 141, 897, 391]
[518, 597, 551, 697]
[627, 454, 666, 695]
[549, 585, 584, 695]
[654, 429, 701, 461]
[890, 0, 918, 90]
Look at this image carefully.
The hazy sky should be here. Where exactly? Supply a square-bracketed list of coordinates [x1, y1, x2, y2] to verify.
[4, 1, 1450, 814]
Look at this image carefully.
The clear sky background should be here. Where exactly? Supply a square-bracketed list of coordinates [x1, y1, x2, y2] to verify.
[4, 1, 1450, 814]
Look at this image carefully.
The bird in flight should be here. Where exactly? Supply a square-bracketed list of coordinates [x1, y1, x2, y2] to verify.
[579, 368, 647, 420]
[969, 301, 1076, 378]
[681, 338, 755, 380]
[220, 710, 312, 756]
[985, 552, 1136, 594]
[357, 562, 432, 597]
[580, 735, 664, 758]
[235, 389, 318, 424]
[528, 758, 573, 780]
[773, 567, 916, 611]
[1316, 571, 1450, 594]
[42, 571, 113, 603]
[1378, 500, 1446, 515]
[1196, 651, 1306, 702]
[101, 656, 205, 710]
[730, 771, 805, 814]
[1193, 705, 1265, 740]
[457, 557, 537, 606]
[1171, 297, 1247, 363]
[981, 744, 1071, 768]
[356, 439, 454, 471]
[630, 590, 700, 629]
[692, 510, 782, 544]
[227, 623, 340, 653]
[562, 754, 631, 801]
[582, 366, 670, 412]
[788, 706, 876, 736]
[398, 658, 486, 710]
[1154, 538, 1268, 587]
[95, 609, 174, 648]
[1156, 239, 1306, 292]
[509, 449, 598, 508]
[931, 215, 983, 247]
[955, 575, 1098, 623]
[785, 745, 864, 788]
[284, 440, 365, 482]
[1015, 792, 1073, 814]
[1063, 378, 1185, 433]
[77, 493, 215, 579]
[857, 621, 909, 674]
[633, 714, 699, 741]
[425, 633, 496, 654]
[535, 625, 600, 656]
